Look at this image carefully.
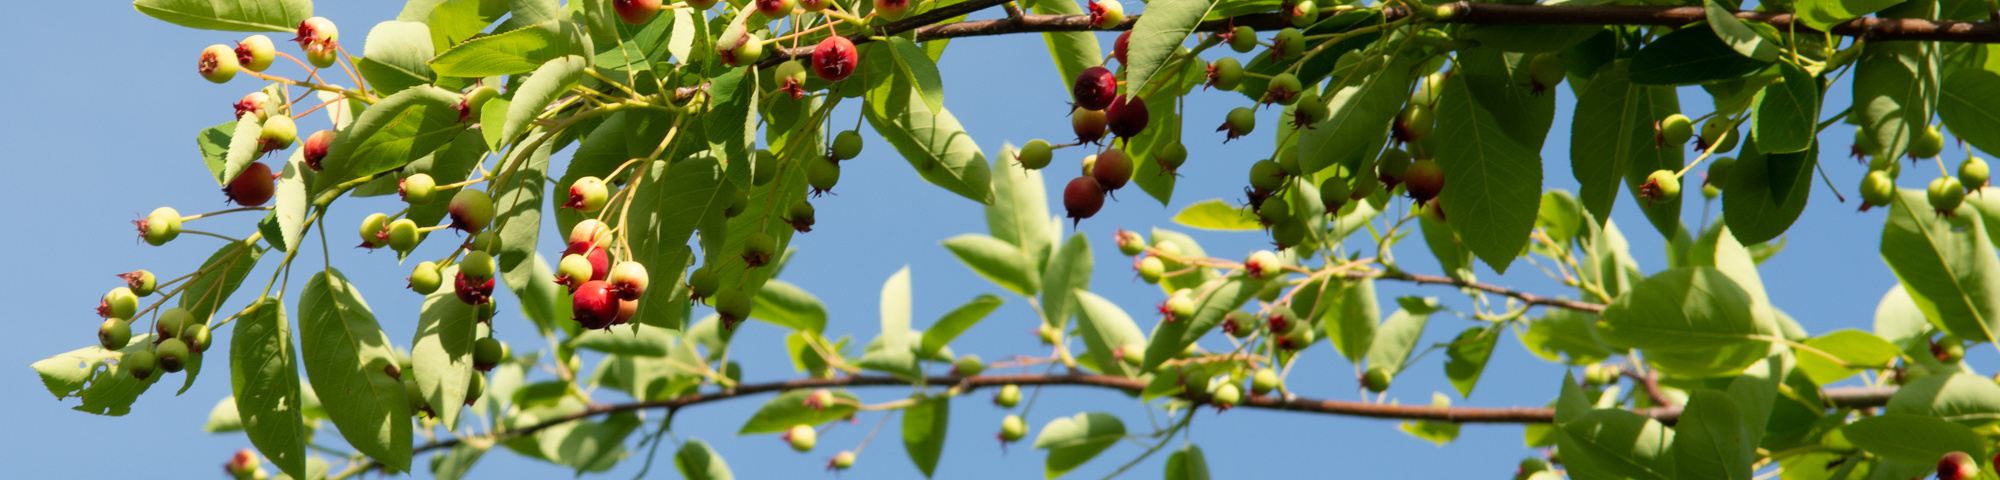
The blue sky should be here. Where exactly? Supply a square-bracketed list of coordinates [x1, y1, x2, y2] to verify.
[2, 2, 1979, 479]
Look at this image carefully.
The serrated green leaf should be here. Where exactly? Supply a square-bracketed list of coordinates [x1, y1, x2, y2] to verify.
[888, 37, 945, 115]
[1444, 326, 1500, 398]
[1751, 61, 1819, 154]
[413, 265, 477, 429]
[1433, 74, 1540, 273]
[675, 439, 733, 480]
[357, 21, 437, 96]
[1519, 309, 1613, 365]
[32, 334, 162, 416]
[1793, 330, 1901, 385]
[1852, 40, 1937, 161]
[1298, 53, 1424, 176]
[500, 55, 586, 148]
[429, 19, 569, 77]
[1598, 268, 1769, 377]
[1033, 412, 1125, 479]
[1669, 390, 1754, 480]
[297, 269, 411, 472]
[1030, 0, 1103, 96]
[1123, 0, 1215, 94]
[1881, 188, 2000, 343]
[232, 297, 307, 480]
[312, 86, 468, 192]
[1555, 409, 1676, 480]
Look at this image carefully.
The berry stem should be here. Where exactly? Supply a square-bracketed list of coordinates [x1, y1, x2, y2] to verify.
[177, 206, 272, 222]
[240, 69, 377, 105]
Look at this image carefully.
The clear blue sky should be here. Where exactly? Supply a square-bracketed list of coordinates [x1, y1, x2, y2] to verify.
[2, 2, 1974, 479]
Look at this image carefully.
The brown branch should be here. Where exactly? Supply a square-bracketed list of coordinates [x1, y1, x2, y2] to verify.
[1369, 269, 1609, 314]
[1623, 367, 1678, 408]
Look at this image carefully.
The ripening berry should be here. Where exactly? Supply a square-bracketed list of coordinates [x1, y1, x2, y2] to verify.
[1937, 451, 1979, 480]
[1910, 124, 1945, 159]
[714, 289, 753, 330]
[448, 189, 496, 234]
[1088, 0, 1125, 28]
[1017, 139, 1054, 170]
[1114, 29, 1132, 64]
[1064, 176, 1107, 226]
[235, 92, 271, 121]
[556, 254, 593, 292]
[198, 45, 240, 83]
[1105, 95, 1149, 140]
[100, 287, 139, 320]
[1092, 148, 1134, 191]
[296, 17, 341, 68]
[785, 424, 818, 452]
[157, 338, 192, 373]
[875, 0, 911, 18]
[569, 219, 614, 251]
[828, 451, 856, 470]
[1393, 104, 1434, 144]
[1206, 57, 1244, 91]
[119, 270, 158, 298]
[563, 176, 610, 212]
[1656, 114, 1693, 147]
[1073, 107, 1109, 144]
[774, 60, 809, 99]
[1527, 53, 1564, 94]
[1245, 250, 1280, 280]
[357, 213, 391, 249]
[1639, 170, 1680, 205]
[302, 130, 335, 170]
[1412, 72, 1446, 106]
[226, 449, 261, 479]
[186, 324, 213, 353]
[562, 241, 611, 281]
[812, 36, 858, 82]
[609, 262, 649, 300]
[400, 173, 438, 206]
[572, 281, 621, 330]
[234, 35, 276, 72]
[755, 0, 795, 19]
[994, 384, 1022, 407]
[1219, 107, 1256, 142]
[409, 261, 443, 294]
[387, 219, 420, 253]
[99, 318, 132, 351]
[999, 415, 1028, 442]
[832, 130, 863, 160]
[226, 162, 276, 207]
[1403, 159, 1444, 204]
[474, 337, 508, 371]
[614, 0, 663, 24]
[1073, 66, 1118, 111]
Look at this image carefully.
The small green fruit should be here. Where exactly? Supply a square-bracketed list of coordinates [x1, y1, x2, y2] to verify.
[357, 213, 390, 249]
[1910, 125, 1945, 159]
[787, 199, 816, 233]
[401, 173, 438, 205]
[786, 424, 817, 452]
[1223, 310, 1257, 337]
[387, 219, 420, 253]
[743, 231, 777, 267]
[1165, 289, 1196, 321]
[1115, 229, 1146, 256]
[1411, 72, 1445, 106]
[99, 318, 132, 351]
[1319, 177, 1352, 213]
[1394, 104, 1434, 144]
[1265, 72, 1303, 106]
[999, 415, 1028, 442]
[186, 324, 213, 353]
[1699, 117, 1739, 154]
[1016, 139, 1053, 170]
[1138, 256, 1166, 284]
[1861, 171, 1895, 209]
[1960, 157, 1989, 191]
[832, 130, 864, 160]
[474, 337, 508, 371]
[829, 451, 856, 470]
[1248, 160, 1286, 193]
[1376, 148, 1413, 189]
[471, 231, 502, 254]
[1657, 114, 1693, 147]
[1583, 363, 1621, 386]
[465, 371, 486, 406]
[139, 207, 184, 246]
[994, 384, 1022, 407]
[714, 289, 752, 330]
[557, 254, 593, 292]
[260, 114, 297, 152]
[101, 287, 138, 320]
[1930, 176, 1967, 214]
[808, 156, 840, 195]
[157, 338, 192, 373]
[953, 354, 985, 376]
[1403, 158, 1445, 204]
[689, 265, 721, 300]
[1219, 106, 1256, 142]
[408, 261, 443, 294]
[1640, 170, 1681, 205]
[1257, 194, 1293, 225]
[235, 35, 277, 72]
[1211, 383, 1242, 409]
[126, 350, 159, 380]
[159, 307, 192, 339]
[405, 377, 428, 417]
[724, 189, 748, 218]
[752, 149, 778, 187]
[1528, 53, 1565, 93]
[1207, 57, 1244, 91]
[1228, 26, 1258, 53]
[1251, 368, 1280, 396]
[1288, 0, 1320, 27]
[1363, 365, 1392, 392]
[1273, 28, 1305, 60]
[1706, 156, 1735, 189]
[460, 250, 497, 279]
[1157, 142, 1188, 172]
[563, 176, 610, 212]
[448, 189, 496, 234]
[198, 45, 240, 83]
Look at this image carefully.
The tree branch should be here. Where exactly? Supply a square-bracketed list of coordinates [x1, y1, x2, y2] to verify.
[1368, 269, 1609, 314]
[361, 372, 1891, 474]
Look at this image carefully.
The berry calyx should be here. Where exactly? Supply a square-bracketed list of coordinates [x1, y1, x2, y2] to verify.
[1218, 107, 1256, 142]
[688, 265, 720, 301]
[1938, 451, 1979, 480]
[1960, 157, 1989, 191]
[448, 189, 496, 233]
[608, 262, 650, 301]
[952, 354, 985, 376]
[1245, 250, 1280, 280]
[454, 270, 496, 305]
[1227, 25, 1258, 53]
[743, 231, 777, 267]
[714, 289, 753, 330]
[1911, 124, 1945, 159]
[875, 0, 911, 18]
[1527, 52, 1564, 94]
[1211, 383, 1242, 410]
[1248, 159, 1286, 193]
[828, 451, 856, 470]
[235, 35, 276, 72]
[387, 218, 420, 253]
[1393, 104, 1434, 145]
[1639, 170, 1681, 205]
[1403, 158, 1444, 205]
[1362, 365, 1392, 392]
[1656, 114, 1693, 147]
[1265, 72, 1303, 106]
[235, 92, 271, 121]
[303, 130, 335, 170]
[994, 384, 1022, 407]
[1931, 177, 1967, 216]
[807, 156, 840, 196]
[1115, 229, 1146, 256]
[457, 85, 500, 121]
[357, 212, 391, 249]
[999, 415, 1028, 442]
[1105, 95, 1149, 140]
[1206, 57, 1244, 91]
[614, 0, 663, 24]
[157, 338, 192, 373]
[1092, 148, 1134, 191]
[100, 287, 139, 320]
[556, 254, 593, 292]
[1073, 107, 1109, 144]
[1088, 0, 1125, 29]
[1860, 170, 1895, 211]
[120, 270, 158, 297]
[784, 424, 818, 452]
[812, 36, 859, 82]
[126, 350, 159, 381]
[787, 199, 817, 233]
[100, 318, 132, 351]
[295, 17, 340, 68]
[1017, 139, 1054, 170]
[1063, 176, 1107, 226]
[831, 130, 864, 160]
[226, 162, 276, 207]
[409, 261, 443, 294]
[774, 60, 809, 99]
[198, 45, 240, 83]
[562, 176, 610, 212]
[1251, 368, 1280, 396]
[1072, 66, 1118, 111]
[572, 281, 621, 330]
[401, 173, 438, 205]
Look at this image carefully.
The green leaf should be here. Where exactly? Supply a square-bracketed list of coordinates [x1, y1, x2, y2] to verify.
[1793, 330, 1901, 385]
[433, 443, 489, 480]
[1669, 390, 1754, 480]
[494, 138, 553, 332]
[1852, 40, 1938, 161]
[1443, 326, 1500, 398]
[1598, 268, 1769, 377]
[1165, 445, 1211, 480]
[425, 0, 509, 52]
[862, 63, 994, 203]
[197, 121, 236, 185]
[1939, 68, 2000, 157]
[1704, 0, 1779, 62]
[132, 0, 312, 32]
[1881, 188, 2000, 343]
[181, 239, 266, 325]
[1842, 414, 1987, 465]
[1885, 373, 2000, 421]
[312, 86, 467, 192]
[1298, 53, 1424, 176]
[1039, 234, 1093, 329]
[903, 395, 949, 477]
[1795, 0, 1908, 31]
[1127, 60, 1202, 206]
[1142, 275, 1261, 372]
[1434, 74, 1540, 273]
[888, 37, 945, 115]
[628, 157, 733, 332]
[1399, 393, 1463, 445]
[1630, 23, 1771, 85]
[413, 265, 478, 429]
[986, 145, 1055, 273]
[1456, 45, 1558, 151]
[751, 280, 828, 333]
[1072, 291, 1148, 377]
[32, 333, 161, 416]
[1033, 412, 1125, 479]
[270, 151, 311, 253]
[1520, 309, 1613, 365]
[920, 295, 1004, 356]
[205, 397, 242, 432]
[497, 55, 586, 150]
[1171, 199, 1262, 231]
[882, 266, 913, 343]
[574, 321, 677, 358]
[219, 115, 268, 189]
[1751, 61, 1819, 154]
[1123, 0, 1215, 94]
[1721, 138, 1814, 245]
[357, 21, 437, 96]
[1570, 60, 1684, 236]
[1029, 0, 1103, 96]
[674, 438, 734, 480]
[1366, 299, 1437, 376]
[429, 19, 569, 77]
[942, 234, 1039, 297]
[737, 389, 860, 434]
[232, 297, 307, 480]
[1556, 409, 1677, 480]
[1537, 190, 1585, 252]
[297, 269, 411, 471]
[1324, 278, 1380, 364]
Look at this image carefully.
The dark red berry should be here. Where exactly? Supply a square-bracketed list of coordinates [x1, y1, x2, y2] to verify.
[225, 162, 276, 207]
[614, 0, 662, 24]
[1093, 148, 1134, 191]
[1105, 95, 1149, 140]
[1404, 159, 1444, 205]
[453, 271, 496, 305]
[1064, 176, 1107, 227]
[812, 36, 858, 82]
[1072, 66, 1117, 111]
[572, 281, 620, 330]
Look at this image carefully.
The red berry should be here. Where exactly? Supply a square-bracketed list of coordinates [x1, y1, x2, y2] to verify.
[1938, 451, 1978, 480]
[225, 162, 276, 207]
[616, 0, 663, 23]
[303, 130, 335, 171]
[454, 271, 496, 305]
[1072, 66, 1117, 111]
[1114, 30, 1132, 65]
[812, 36, 859, 82]
[755, 0, 795, 19]
[1092, 148, 1134, 191]
[572, 281, 620, 330]
[875, 0, 910, 18]
[1404, 159, 1444, 204]
[1105, 95, 1148, 140]
[1063, 176, 1107, 226]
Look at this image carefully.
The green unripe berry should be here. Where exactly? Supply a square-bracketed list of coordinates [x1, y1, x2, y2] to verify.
[1706, 156, 1735, 189]
[1930, 177, 1967, 213]
[1166, 290, 1197, 320]
[1702, 183, 1720, 199]
[724, 189, 748, 218]
[387, 219, 420, 253]
[1910, 125, 1945, 159]
[1211, 383, 1242, 408]
[260, 115, 298, 151]
[236, 35, 277, 72]
[807, 156, 840, 194]
[1223, 107, 1256, 139]
[1293, 89, 1329, 126]
[1959, 157, 1989, 191]
[954, 354, 985, 376]
[1363, 365, 1392, 392]
[463, 86, 501, 119]
[1288, 0, 1320, 27]
[994, 384, 1022, 408]
[1583, 363, 1620, 386]
[460, 250, 497, 279]
[1657, 114, 1693, 146]
[732, 32, 766, 66]
[832, 130, 864, 160]
[186, 324, 213, 353]
[409, 261, 443, 294]
[126, 350, 159, 380]
[1320, 177, 1352, 213]
[788, 199, 817, 232]
[1017, 139, 1053, 169]
[557, 254, 593, 291]
[198, 44, 241, 83]
[1641, 170, 1680, 204]
[1861, 171, 1895, 208]
[786, 424, 817, 452]
[1277, 145, 1303, 176]
[714, 289, 752, 328]
[1411, 72, 1445, 106]
[142, 207, 184, 246]
[1229, 26, 1258, 53]
[157, 338, 192, 373]
[773, 59, 808, 94]
[999, 415, 1028, 442]
[401, 173, 438, 205]
[474, 337, 508, 371]
[121, 270, 158, 298]
[1528, 53, 1565, 92]
[743, 231, 777, 267]
[1157, 142, 1188, 171]
[1266, 73, 1303, 106]
[689, 266, 721, 300]
[358, 213, 391, 249]
[158, 307, 192, 339]
[1280, 323, 1315, 349]
[465, 371, 486, 405]
[1208, 57, 1244, 91]
[471, 231, 501, 254]
[100, 318, 132, 351]
[102, 287, 138, 320]
[1257, 194, 1293, 225]
[752, 149, 779, 187]
[448, 189, 496, 234]
[1395, 104, 1434, 143]
[1223, 310, 1257, 338]
[1138, 256, 1166, 284]
[1251, 368, 1280, 396]
[1273, 28, 1305, 60]
[1115, 229, 1146, 256]
[1700, 117, 1739, 154]
[1249, 160, 1287, 193]
[830, 451, 856, 470]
